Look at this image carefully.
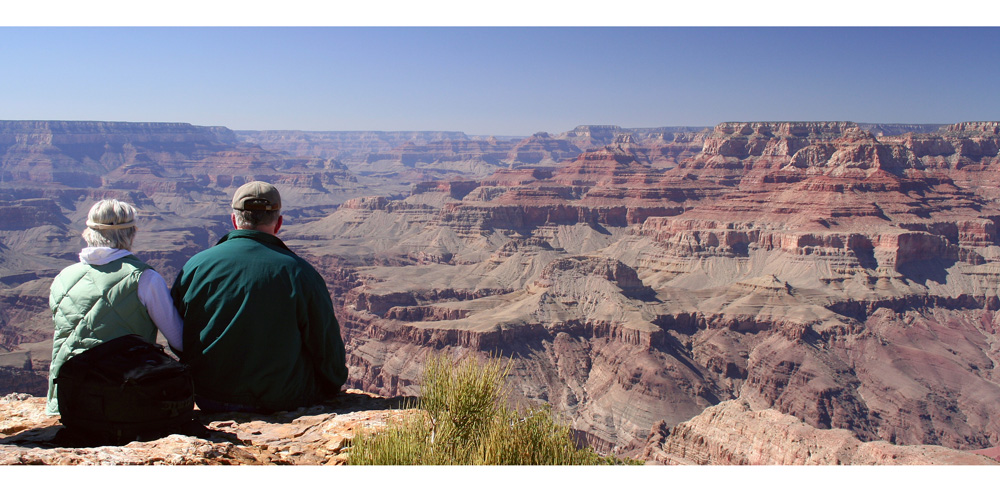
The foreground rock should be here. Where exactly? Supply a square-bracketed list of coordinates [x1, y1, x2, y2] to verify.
[640, 397, 998, 465]
[0, 391, 410, 465]
[5, 389, 995, 466]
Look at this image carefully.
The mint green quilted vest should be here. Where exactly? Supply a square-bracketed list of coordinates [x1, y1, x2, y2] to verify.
[46, 256, 157, 415]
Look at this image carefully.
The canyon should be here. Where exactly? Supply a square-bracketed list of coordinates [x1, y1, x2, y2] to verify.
[1, 119, 999, 464]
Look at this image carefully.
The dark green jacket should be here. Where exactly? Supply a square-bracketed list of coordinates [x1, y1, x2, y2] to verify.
[171, 230, 347, 411]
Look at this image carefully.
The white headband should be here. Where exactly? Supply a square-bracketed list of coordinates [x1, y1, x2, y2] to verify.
[86, 219, 136, 230]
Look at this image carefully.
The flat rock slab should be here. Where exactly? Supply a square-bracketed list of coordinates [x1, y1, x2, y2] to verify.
[0, 390, 412, 465]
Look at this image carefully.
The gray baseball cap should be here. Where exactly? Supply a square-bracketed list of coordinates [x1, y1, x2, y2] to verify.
[231, 181, 282, 211]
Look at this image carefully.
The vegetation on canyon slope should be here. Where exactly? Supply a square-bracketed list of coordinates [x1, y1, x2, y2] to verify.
[348, 354, 636, 465]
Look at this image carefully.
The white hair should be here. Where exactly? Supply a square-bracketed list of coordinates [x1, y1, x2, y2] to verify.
[233, 208, 280, 230]
[81, 199, 137, 250]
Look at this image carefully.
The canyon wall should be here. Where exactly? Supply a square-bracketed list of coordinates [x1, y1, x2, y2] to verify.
[639, 397, 997, 465]
[4, 120, 1000, 463]
[280, 121, 1000, 457]
[236, 125, 713, 179]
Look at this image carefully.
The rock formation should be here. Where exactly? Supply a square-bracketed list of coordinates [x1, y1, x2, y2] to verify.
[234, 130, 470, 160]
[280, 121, 1000, 457]
[639, 397, 996, 465]
[4, 390, 991, 465]
[0, 391, 408, 465]
[5, 119, 1000, 464]
[237, 125, 712, 179]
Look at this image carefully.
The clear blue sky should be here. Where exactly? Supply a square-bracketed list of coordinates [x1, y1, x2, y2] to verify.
[1, 26, 998, 135]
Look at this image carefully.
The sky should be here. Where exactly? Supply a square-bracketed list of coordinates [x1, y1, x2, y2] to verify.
[2, 2, 999, 136]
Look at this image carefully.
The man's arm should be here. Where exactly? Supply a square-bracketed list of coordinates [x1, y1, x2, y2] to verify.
[168, 267, 192, 359]
[300, 270, 348, 395]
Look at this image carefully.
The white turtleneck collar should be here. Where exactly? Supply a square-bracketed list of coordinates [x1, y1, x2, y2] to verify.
[79, 247, 133, 266]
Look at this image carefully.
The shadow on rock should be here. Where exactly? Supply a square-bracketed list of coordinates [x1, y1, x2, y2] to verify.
[1, 419, 225, 450]
[194, 390, 413, 426]
[0, 424, 63, 448]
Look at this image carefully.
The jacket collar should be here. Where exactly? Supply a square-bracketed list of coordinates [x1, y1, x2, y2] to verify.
[218, 229, 291, 251]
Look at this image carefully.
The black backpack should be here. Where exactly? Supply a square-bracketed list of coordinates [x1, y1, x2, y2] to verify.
[56, 334, 205, 445]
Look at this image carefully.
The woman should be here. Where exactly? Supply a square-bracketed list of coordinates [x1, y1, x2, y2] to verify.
[46, 199, 183, 415]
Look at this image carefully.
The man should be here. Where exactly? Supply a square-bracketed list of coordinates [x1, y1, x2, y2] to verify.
[171, 181, 347, 413]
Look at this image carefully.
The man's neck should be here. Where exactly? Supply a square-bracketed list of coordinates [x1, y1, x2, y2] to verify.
[237, 226, 276, 235]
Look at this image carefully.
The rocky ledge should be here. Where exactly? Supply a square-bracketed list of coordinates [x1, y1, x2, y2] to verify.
[640, 397, 999, 465]
[0, 391, 410, 465]
[6, 388, 998, 466]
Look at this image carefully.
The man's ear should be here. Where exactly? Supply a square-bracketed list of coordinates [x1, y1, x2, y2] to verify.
[274, 215, 283, 234]
[231, 214, 238, 229]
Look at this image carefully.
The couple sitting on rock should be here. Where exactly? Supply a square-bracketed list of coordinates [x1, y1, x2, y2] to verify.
[46, 181, 348, 416]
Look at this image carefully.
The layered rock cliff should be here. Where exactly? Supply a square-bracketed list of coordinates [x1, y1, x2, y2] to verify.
[234, 130, 470, 160]
[237, 125, 712, 179]
[279, 121, 1000, 457]
[5, 119, 1000, 463]
[639, 397, 997, 465]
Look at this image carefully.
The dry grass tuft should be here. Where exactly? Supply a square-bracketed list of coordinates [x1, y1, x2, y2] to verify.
[348, 354, 638, 465]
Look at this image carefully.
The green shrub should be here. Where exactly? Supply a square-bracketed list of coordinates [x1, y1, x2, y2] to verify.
[348, 354, 638, 465]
